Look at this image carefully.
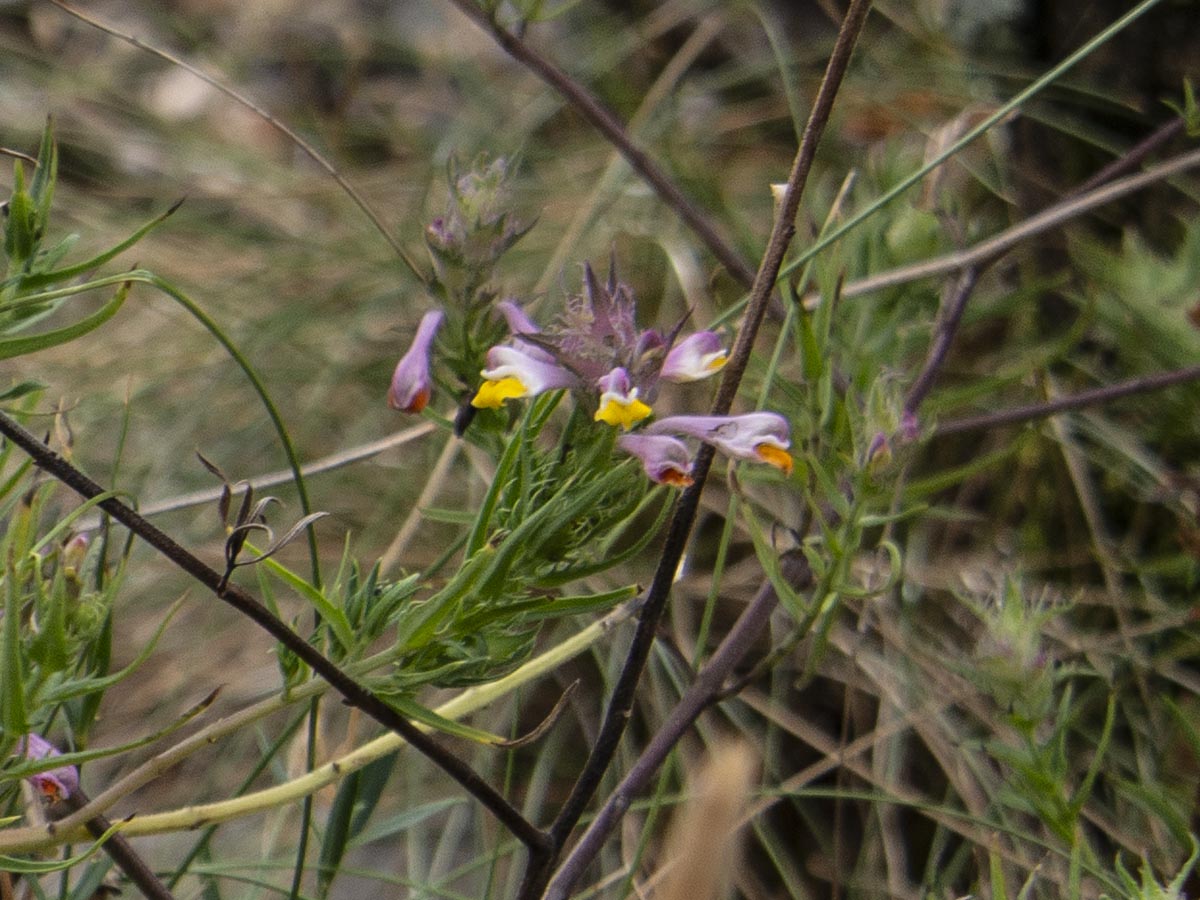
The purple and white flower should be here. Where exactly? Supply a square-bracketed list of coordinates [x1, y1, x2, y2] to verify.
[648, 412, 793, 475]
[17, 734, 79, 802]
[661, 331, 728, 383]
[471, 345, 578, 409]
[617, 433, 694, 487]
[594, 367, 652, 430]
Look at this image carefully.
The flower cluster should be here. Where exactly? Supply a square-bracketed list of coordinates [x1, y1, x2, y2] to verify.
[384, 180, 794, 487]
[469, 262, 726, 421]
[464, 261, 793, 486]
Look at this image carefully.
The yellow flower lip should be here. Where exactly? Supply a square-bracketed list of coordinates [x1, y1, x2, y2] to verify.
[594, 394, 652, 430]
[472, 376, 527, 409]
[755, 443, 793, 476]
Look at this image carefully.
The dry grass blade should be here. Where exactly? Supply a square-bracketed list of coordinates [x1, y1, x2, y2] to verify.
[657, 743, 758, 900]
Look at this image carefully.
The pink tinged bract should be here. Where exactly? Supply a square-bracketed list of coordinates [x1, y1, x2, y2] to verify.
[660, 331, 728, 383]
[388, 310, 445, 414]
[617, 433, 694, 487]
[648, 412, 794, 474]
[496, 300, 554, 361]
[18, 734, 79, 802]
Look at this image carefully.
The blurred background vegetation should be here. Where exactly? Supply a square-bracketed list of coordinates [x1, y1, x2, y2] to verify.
[3, 0, 1200, 897]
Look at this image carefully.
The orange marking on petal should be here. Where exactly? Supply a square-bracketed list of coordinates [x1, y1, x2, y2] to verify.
[405, 388, 430, 414]
[756, 444, 794, 476]
[660, 469, 695, 488]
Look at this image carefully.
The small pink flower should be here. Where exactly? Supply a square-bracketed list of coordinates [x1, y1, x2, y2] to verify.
[617, 433, 694, 487]
[17, 734, 79, 802]
[648, 412, 793, 475]
[388, 310, 444, 414]
[472, 345, 578, 409]
[660, 331, 728, 383]
[594, 368, 652, 430]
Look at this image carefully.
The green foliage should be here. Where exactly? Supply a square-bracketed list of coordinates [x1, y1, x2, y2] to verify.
[3, 2, 1200, 898]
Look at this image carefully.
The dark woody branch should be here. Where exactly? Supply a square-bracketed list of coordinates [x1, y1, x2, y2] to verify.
[515, 2, 876, 897]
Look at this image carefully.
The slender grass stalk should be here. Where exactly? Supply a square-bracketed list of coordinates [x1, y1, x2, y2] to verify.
[43, 0, 428, 284]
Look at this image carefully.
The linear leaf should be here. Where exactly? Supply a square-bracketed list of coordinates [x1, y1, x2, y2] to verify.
[0, 281, 129, 360]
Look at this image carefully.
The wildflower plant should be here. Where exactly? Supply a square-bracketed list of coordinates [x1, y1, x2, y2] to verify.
[4, 3, 1200, 900]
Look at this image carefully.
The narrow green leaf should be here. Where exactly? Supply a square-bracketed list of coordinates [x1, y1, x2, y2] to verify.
[517, 584, 639, 622]
[395, 544, 493, 651]
[0, 381, 44, 404]
[317, 769, 360, 898]
[0, 280, 129, 360]
[418, 506, 477, 525]
[10, 200, 182, 293]
[4, 162, 34, 266]
[0, 817, 127, 873]
[67, 859, 116, 900]
[40, 597, 182, 704]
[27, 568, 68, 673]
[387, 695, 507, 745]
[464, 405, 526, 557]
[261, 557, 355, 653]
[347, 751, 398, 837]
[1, 560, 27, 734]
[8, 681, 218, 782]
[348, 797, 461, 848]
[75, 608, 112, 742]
[28, 119, 56, 228]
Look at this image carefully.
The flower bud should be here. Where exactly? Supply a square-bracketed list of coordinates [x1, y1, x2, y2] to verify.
[388, 310, 444, 414]
[617, 433, 694, 487]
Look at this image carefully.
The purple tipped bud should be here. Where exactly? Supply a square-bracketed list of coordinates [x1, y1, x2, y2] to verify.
[661, 331, 728, 382]
[617, 433, 694, 487]
[496, 300, 553, 361]
[388, 310, 444, 414]
[497, 300, 539, 338]
[18, 734, 79, 802]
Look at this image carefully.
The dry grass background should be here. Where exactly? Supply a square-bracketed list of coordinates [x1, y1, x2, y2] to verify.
[4, 1, 1200, 897]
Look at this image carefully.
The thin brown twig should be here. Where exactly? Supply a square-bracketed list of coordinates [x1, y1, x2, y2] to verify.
[903, 266, 983, 417]
[52, 790, 175, 900]
[0, 410, 549, 856]
[933, 364, 1200, 436]
[803, 145, 1200, 307]
[0, 147, 39, 166]
[1068, 117, 1187, 197]
[544, 556, 812, 900]
[515, 3, 875, 897]
[444, 0, 757, 289]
